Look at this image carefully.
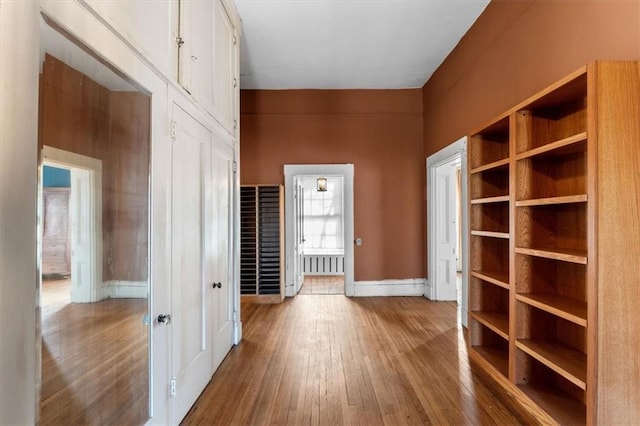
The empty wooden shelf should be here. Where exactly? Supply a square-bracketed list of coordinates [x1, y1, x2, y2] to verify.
[468, 61, 640, 425]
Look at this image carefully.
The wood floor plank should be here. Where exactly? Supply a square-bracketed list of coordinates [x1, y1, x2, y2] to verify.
[183, 296, 522, 425]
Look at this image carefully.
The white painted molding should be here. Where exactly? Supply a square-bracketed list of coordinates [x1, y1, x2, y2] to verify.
[353, 278, 427, 297]
[102, 280, 148, 299]
[426, 136, 469, 328]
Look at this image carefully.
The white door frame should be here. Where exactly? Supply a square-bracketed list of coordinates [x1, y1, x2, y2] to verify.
[42, 146, 103, 303]
[292, 178, 305, 292]
[426, 137, 469, 326]
[284, 164, 355, 297]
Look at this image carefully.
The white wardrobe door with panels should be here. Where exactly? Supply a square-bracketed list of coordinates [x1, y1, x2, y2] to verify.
[211, 135, 235, 372]
[170, 104, 215, 424]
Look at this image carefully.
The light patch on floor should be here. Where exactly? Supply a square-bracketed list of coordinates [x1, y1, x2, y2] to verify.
[299, 275, 344, 295]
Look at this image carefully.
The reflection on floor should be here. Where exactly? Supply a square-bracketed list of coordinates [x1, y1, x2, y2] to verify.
[40, 278, 149, 425]
[299, 275, 345, 295]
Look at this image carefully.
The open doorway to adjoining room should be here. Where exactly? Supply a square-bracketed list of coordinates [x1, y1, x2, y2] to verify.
[284, 164, 355, 297]
[427, 137, 469, 326]
[295, 175, 345, 295]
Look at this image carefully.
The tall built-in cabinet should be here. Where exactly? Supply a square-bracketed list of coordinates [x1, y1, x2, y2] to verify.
[468, 62, 640, 425]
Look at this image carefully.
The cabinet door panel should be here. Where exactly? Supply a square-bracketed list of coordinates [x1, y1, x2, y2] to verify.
[179, 0, 215, 111]
[213, 2, 236, 132]
[84, 0, 177, 78]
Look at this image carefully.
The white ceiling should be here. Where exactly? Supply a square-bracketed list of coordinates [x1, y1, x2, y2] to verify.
[235, 0, 489, 90]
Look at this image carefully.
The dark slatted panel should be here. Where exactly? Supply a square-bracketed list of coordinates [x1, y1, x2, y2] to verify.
[258, 186, 281, 295]
[240, 186, 257, 295]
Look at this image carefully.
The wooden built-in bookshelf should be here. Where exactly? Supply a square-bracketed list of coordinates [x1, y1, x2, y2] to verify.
[467, 62, 640, 424]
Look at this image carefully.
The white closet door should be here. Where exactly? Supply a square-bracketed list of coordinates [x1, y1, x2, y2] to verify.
[211, 136, 235, 372]
[170, 104, 214, 424]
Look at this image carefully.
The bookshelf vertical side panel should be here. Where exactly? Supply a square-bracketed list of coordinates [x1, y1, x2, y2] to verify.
[593, 61, 640, 423]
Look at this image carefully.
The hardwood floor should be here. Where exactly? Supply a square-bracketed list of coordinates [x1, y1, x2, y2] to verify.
[299, 275, 345, 295]
[183, 296, 521, 425]
[40, 279, 149, 425]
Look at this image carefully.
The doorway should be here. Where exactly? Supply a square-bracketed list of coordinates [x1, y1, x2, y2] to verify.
[426, 137, 469, 326]
[284, 164, 355, 297]
[296, 175, 346, 295]
[41, 148, 103, 304]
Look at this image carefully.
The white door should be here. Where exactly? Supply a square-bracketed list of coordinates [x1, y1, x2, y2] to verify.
[292, 180, 305, 293]
[211, 137, 235, 372]
[69, 168, 95, 303]
[434, 162, 458, 301]
[170, 105, 214, 423]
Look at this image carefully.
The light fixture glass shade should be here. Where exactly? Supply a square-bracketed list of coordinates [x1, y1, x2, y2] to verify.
[317, 177, 327, 192]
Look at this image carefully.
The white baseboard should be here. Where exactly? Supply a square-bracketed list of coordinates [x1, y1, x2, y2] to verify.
[353, 278, 427, 297]
[102, 280, 148, 299]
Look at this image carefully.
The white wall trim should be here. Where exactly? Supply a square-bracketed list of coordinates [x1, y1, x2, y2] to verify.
[101, 281, 148, 299]
[426, 136, 469, 327]
[42, 146, 103, 304]
[354, 278, 427, 297]
[284, 164, 355, 297]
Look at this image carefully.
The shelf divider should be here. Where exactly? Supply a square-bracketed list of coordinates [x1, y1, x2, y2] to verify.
[518, 384, 586, 426]
[516, 132, 587, 160]
[516, 339, 587, 390]
[516, 194, 587, 207]
[471, 230, 510, 239]
[470, 270, 510, 289]
[471, 346, 509, 378]
[470, 312, 509, 340]
[470, 158, 509, 174]
[515, 247, 587, 264]
[516, 293, 587, 327]
[471, 195, 510, 205]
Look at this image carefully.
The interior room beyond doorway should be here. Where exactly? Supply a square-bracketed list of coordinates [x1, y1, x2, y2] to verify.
[296, 175, 345, 295]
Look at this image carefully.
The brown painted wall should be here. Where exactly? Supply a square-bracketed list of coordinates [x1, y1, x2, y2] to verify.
[422, 0, 640, 155]
[40, 54, 149, 282]
[241, 89, 424, 281]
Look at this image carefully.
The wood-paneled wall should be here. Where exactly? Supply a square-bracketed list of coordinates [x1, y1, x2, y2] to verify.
[39, 54, 149, 282]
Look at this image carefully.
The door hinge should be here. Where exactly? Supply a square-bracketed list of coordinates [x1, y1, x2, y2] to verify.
[176, 36, 185, 48]
[232, 311, 238, 323]
[232, 161, 238, 173]
[171, 120, 177, 140]
[170, 377, 177, 398]
[232, 35, 237, 46]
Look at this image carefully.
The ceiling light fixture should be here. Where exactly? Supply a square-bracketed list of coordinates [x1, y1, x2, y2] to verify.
[317, 177, 327, 192]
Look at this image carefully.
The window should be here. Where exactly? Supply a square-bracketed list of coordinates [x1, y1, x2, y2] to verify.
[302, 176, 343, 254]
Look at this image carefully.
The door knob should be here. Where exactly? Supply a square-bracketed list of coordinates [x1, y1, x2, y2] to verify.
[157, 314, 172, 325]
[211, 282, 222, 289]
